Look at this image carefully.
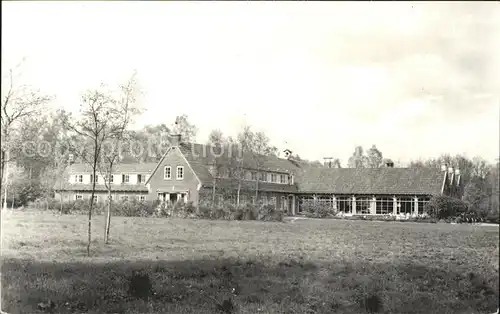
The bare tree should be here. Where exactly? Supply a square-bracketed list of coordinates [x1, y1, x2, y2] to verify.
[98, 73, 143, 244]
[61, 74, 142, 255]
[1, 60, 53, 209]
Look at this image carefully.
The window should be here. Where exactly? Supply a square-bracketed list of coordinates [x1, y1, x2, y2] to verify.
[285, 175, 290, 184]
[121, 195, 129, 201]
[271, 174, 277, 183]
[176, 166, 184, 180]
[337, 197, 352, 214]
[75, 175, 83, 183]
[105, 175, 114, 184]
[418, 197, 430, 214]
[251, 196, 257, 205]
[376, 197, 393, 214]
[251, 171, 258, 181]
[281, 196, 287, 210]
[139, 195, 146, 201]
[92, 195, 98, 203]
[75, 194, 83, 200]
[164, 166, 172, 180]
[90, 174, 99, 183]
[217, 194, 223, 206]
[398, 197, 414, 215]
[259, 172, 266, 181]
[280, 174, 285, 184]
[138, 174, 146, 183]
[122, 174, 130, 184]
[357, 197, 371, 214]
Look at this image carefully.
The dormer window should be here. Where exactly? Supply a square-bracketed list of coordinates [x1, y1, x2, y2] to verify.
[122, 174, 130, 184]
[90, 174, 99, 183]
[138, 174, 146, 183]
[259, 172, 266, 181]
[280, 174, 285, 184]
[271, 174, 277, 183]
[75, 175, 83, 183]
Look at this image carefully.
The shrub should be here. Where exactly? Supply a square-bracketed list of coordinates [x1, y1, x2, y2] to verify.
[302, 202, 336, 218]
[425, 195, 469, 219]
[258, 204, 284, 222]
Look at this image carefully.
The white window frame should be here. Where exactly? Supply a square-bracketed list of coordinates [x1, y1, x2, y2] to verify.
[138, 174, 146, 183]
[139, 195, 146, 201]
[107, 175, 114, 184]
[122, 174, 130, 184]
[176, 166, 184, 180]
[75, 194, 83, 200]
[281, 196, 287, 210]
[92, 195, 98, 203]
[120, 195, 129, 201]
[280, 174, 285, 184]
[164, 166, 172, 180]
[259, 172, 266, 182]
[271, 174, 277, 183]
[75, 174, 83, 183]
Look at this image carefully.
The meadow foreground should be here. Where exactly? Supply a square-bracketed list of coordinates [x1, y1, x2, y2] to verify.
[1, 211, 499, 314]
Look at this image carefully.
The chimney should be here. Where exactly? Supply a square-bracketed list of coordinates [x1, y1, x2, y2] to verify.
[323, 157, 333, 168]
[170, 134, 181, 147]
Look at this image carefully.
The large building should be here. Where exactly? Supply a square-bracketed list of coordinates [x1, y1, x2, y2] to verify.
[54, 135, 462, 216]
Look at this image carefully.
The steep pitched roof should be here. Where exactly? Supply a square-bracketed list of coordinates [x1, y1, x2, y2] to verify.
[295, 167, 445, 195]
[55, 183, 148, 192]
[53, 163, 157, 192]
[146, 142, 298, 185]
[66, 163, 157, 173]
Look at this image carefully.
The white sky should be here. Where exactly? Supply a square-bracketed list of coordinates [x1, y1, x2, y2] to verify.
[2, 1, 499, 165]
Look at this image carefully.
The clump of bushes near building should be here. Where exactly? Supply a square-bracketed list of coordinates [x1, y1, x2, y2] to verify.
[21, 194, 498, 224]
[27, 198, 286, 222]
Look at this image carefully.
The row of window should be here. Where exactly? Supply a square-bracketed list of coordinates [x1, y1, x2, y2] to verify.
[75, 194, 146, 202]
[163, 166, 184, 180]
[73, 174, 147, 184]
[214, 168, 293, 185]
[215, 194, 289, 210]
[300, 197, 430, 215]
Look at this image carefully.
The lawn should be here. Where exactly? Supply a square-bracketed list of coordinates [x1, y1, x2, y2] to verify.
[1, 211, 499, 314]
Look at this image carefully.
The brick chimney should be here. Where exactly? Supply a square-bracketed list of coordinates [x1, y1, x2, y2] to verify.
[170, 134, 181, 147]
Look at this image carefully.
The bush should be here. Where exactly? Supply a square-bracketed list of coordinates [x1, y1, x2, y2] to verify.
[425, 195, 469, 219]
[258, 204, 284, 222]
[302, 202, 336, 218]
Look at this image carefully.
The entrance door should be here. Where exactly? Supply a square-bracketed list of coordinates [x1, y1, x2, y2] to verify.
[169, 193, 177, 203]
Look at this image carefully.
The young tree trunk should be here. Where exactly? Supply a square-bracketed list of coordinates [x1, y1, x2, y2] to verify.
[236, 180, 241, 208]
[104, 188, 112, 244]
[87, 165, 97, 257]
[2, 150, 8, 210]
[212, 179, 216, 208]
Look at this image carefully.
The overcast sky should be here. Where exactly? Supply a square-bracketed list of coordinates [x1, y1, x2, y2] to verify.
[2, 2, 499, 164]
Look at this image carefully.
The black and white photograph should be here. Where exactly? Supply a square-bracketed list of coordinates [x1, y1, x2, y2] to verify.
[1, 2, 499, 313]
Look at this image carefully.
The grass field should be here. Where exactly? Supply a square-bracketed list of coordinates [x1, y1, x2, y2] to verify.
[1, 211, 499, 314]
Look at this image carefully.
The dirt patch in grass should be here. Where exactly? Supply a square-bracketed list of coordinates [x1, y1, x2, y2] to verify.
[1, 212, 498, 313]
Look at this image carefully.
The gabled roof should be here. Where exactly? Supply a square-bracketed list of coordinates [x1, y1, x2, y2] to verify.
[295, 167, 444, 195]
[55, 183, 148, 192]
[146, 142, 297, 185]
[66, 163, 157, 174]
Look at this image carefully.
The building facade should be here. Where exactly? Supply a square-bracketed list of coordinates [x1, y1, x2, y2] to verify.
[54, 135, 462, 216]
